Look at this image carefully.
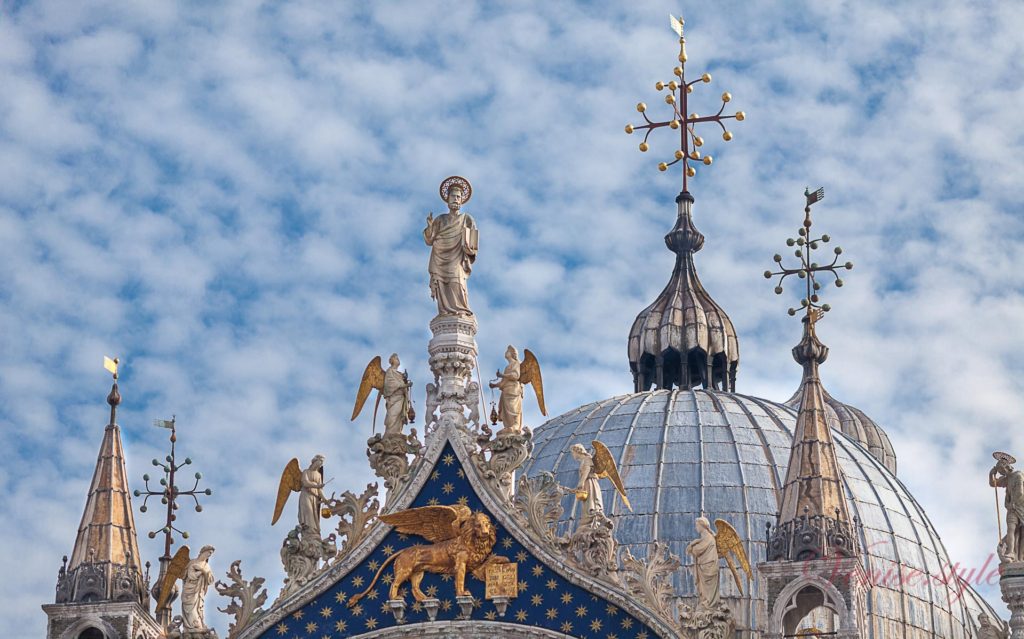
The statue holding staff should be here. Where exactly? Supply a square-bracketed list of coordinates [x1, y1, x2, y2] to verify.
[990, 451, 1024, 562]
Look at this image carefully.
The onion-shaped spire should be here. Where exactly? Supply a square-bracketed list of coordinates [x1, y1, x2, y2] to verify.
[628, 191, 739, 392]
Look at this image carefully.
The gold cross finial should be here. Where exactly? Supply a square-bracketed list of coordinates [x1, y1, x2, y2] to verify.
[764, 188, 854, 319]
[625, 15, 745, 192]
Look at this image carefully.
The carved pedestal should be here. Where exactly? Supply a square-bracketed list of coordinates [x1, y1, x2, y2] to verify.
[367, 432, 422, 501]
[427, 315, 479, 447]
[1002, 561, 1024, 638]
[472, 426, 534, 500]
[567, 511, 618, 579]
[678, 602, 735, 639]
[276, 526, 336, 603]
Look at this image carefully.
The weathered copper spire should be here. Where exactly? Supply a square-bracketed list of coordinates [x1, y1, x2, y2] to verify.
[55, 360, 149, 606]
[628, 191, 739, 392]
[764, 189, 859, 561]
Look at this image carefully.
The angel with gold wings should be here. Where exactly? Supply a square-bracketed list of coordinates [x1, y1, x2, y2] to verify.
[157, 544, 216, 634]
[489, 345, 546, 434]
[686, 517, 752, 611]
[352, 353, 414, 436]
[347, 504, 507, 606]
[570, 440, 632, 527]
[272, 455, 329, 537]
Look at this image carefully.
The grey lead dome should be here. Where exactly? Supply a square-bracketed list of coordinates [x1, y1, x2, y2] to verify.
[526, 388, 997, 637]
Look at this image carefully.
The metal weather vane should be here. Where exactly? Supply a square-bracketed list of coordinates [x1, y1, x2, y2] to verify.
[763, 187, 854, 319]
[134, 415, 213, 625]
[625, 14, 745, 191]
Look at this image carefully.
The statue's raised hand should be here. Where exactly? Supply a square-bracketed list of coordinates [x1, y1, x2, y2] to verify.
[426, 212, 434, 225]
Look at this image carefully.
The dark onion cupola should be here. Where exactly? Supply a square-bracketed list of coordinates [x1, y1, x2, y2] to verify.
[629, 191, 739, 393]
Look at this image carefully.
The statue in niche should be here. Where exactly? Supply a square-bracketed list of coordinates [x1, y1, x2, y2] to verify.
[423, 175, 478, 317]
[990, 451, 1024, 562]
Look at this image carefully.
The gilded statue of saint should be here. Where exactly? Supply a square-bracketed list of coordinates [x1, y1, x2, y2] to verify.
[424, 176, 478, 317]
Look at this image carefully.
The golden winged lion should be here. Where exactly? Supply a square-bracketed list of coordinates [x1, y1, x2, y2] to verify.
[347, 504, 508, 606]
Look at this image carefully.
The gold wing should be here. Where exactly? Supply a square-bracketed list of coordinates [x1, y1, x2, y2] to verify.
[156, 545, 191, 612]
[351, 356, 385, 421]
[519, 349, 547, 416]
[591, 440, 632, 511]
[379, 504, 472, 543]
[272, 458, 302, 525]
[714, 518, 752, 593]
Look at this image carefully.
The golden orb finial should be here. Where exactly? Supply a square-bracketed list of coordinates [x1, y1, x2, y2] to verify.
[624, 15, 744, 190]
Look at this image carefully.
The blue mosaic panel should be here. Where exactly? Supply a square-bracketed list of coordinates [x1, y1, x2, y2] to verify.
[258, 443, 662, 639]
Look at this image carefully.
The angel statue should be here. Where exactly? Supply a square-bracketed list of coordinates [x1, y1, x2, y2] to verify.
[346, 504, 508, 606]
[489, 345, 546, 434]
[686, 517, 751, 611]
[570, 440, 631, 527]
[423, 175, 478, 317]
[157, 545, 216, 637]
[272, 455, 329, 537]
[352, 354, 414, 437]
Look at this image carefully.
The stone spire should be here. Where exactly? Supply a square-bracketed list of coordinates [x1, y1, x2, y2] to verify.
[628, 191, 739, 392]
[45, 365, 160, 639]
[768, 313, 858, 561]
[55, 375, 148, 606]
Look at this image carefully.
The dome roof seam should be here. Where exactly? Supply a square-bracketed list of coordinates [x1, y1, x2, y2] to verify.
[650, 390, 679, 544]
[730, 393, 785, 498]
[836, 434, 965, 636]
[829, 433, 903, 632]
[546, 396, 621, 486]
[610, 392, 659, 519]
[704, 389, 758, 627]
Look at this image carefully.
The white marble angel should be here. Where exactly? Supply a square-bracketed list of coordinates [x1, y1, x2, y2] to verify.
[489, 345, 546, 434]
[352, 354, 414, 437]
[570, 440, 631, 527]
[686, 517, 751, 611]
[273, 455, 329, 537]
[157, 544, 216, 635]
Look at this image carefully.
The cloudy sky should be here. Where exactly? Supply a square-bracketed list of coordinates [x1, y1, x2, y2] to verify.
[2, 0, 1023, 634]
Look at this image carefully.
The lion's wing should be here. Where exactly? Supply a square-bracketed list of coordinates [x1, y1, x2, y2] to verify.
[380, 505, 467, 542]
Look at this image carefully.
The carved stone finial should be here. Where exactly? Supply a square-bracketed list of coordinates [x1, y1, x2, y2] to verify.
[215, 560, 267, 639]
[620, 542, 681, 626]
[325, 482, 379, 558]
